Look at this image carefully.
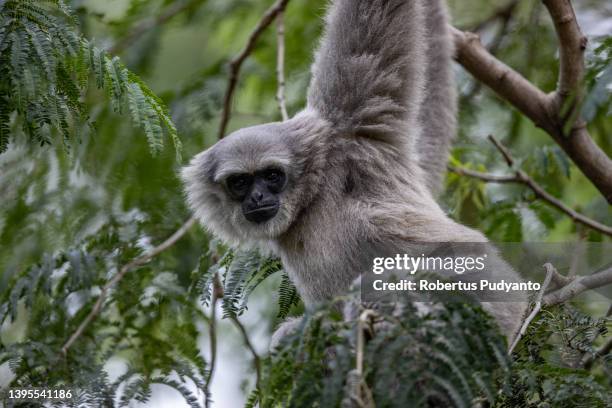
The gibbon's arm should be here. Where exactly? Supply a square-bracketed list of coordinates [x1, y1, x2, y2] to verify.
[417, 0, 457, 195]
[306, 0, 427, 144]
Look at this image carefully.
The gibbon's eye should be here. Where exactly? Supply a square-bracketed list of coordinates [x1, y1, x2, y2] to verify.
[226, 174, 253, 199]
[264, 169, 282, 183]
[260, 168, 286, 193]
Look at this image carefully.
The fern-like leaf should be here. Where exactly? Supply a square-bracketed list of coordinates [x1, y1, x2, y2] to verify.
[0, 0, 181, 158]
[277, 271, 300, 319]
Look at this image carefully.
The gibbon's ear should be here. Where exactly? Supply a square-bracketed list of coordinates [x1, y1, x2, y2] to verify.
[306, 0, 427, 145]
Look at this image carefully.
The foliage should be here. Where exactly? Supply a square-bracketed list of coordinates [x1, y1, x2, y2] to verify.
[219, 250, 283, 318]
[499, 305, 611, 407]
[253, 301, 611, 408]
[0, 219, 209, 407]
[583, 36, 612, 121]
[256, 300, 510, 408]
[190, 246, 291, 318]
[0, 0, 180, 158]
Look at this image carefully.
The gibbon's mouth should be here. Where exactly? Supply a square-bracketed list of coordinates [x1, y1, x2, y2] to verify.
[244, 204, 279, 224]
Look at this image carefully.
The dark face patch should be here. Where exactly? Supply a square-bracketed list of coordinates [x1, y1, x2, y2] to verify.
[225, 168, 287, 224]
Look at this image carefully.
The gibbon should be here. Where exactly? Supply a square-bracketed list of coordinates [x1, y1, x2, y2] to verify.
[182, 0, 527, 345]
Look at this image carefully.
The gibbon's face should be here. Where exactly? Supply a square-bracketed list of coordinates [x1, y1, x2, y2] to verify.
[182, 122, 301, 246]
[225, 167, 287, 223]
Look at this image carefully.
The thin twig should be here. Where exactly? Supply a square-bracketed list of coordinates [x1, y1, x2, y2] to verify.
[201, 2, 291, 400]
[508, 263, 554, 354]
[543, 265, 612, 306]
[489, 136, 612, 236]
[448, 165, 516, 183]
[487, 135, 514, 166]
[204, 272, 224, 408]
[349, 310, 375, 408]
[448, 136, 612, 237]
[470, 0, 520, 32]
[461, 0, 519, 102]
[275, 11, 289, 121]
[356, 310, 375, 375]
[217, 0, 291, 139]
[517, 171, 612, 236]
[109, 0, 203, 54]
[61, 216, 197, 355]
[229, 315, 262, 391]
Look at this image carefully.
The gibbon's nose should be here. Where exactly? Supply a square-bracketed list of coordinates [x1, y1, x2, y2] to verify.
[242, 183, 279, 223]
[252, 191, 264, 203]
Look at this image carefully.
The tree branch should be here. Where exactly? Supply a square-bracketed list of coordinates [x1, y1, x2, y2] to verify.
[488, 135, 514, 166]
[448, 136, 612, 237]
[217, 0, 291, 139]
[199, 2, 293, 398]
[451, 26, 553, 133]
[347, 309, 376, 408]
[448, 165, 516, 183]
[509, 263, 554, 354]
[543, 265, 612, 306]
[229, 315, 262, 392]
[61, 216, 197, 355]
[516, 172, 612, 236]
[204, 272, 224, 408]
[461, 1, 519, 102]
[108, 0, 204, 54]
[542, 0, 587, 101]
[506, 261, 612, 355]
[275, 11, 289, 121]
[546, 262, 575, 289]
[470, 0, 520, 33]
[451, 1, 612, 203]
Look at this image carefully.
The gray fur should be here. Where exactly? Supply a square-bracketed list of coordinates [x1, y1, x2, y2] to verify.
[417, 0, 458, 195]
[182, 0, 526, 345]
[307, 0, 426, 156]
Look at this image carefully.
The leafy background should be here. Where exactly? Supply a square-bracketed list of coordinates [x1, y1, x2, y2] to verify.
[0, 0, 610, 407]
